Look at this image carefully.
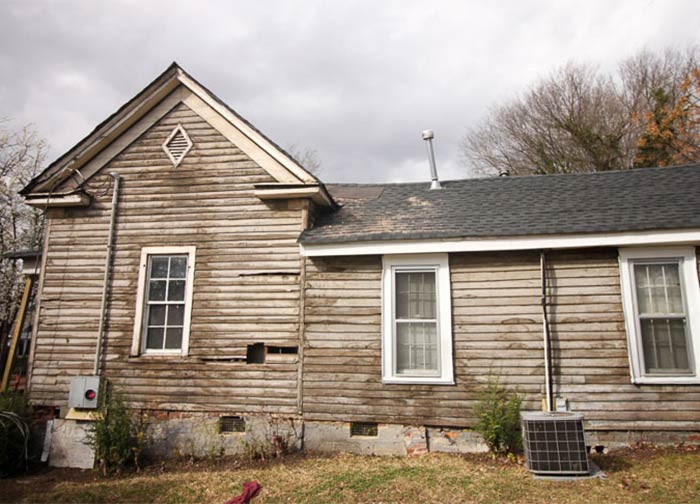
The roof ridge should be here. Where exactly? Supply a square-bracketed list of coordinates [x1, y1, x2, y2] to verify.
[324, 163, 700, 187]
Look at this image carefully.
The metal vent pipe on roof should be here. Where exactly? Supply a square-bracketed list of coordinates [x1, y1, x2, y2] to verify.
[421, 129, 442, 190]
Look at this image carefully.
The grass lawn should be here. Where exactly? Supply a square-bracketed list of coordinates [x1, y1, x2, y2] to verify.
[2, 446, 699, 503]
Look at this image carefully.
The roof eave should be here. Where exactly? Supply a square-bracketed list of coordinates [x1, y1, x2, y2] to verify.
[24, 192, 92, 208]
[299, 228, 700, 257]
[254, 183, 336, 208]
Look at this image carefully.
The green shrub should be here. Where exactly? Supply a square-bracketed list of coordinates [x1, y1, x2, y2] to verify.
[0, 391, 31, 476]
[473, 377, 523, 455]
[87, 384, 147, 475]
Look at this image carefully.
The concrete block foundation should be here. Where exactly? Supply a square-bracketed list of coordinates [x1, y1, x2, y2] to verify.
[304, 421, 409, 455]
[585, 430, 700, 452]
[303, 421, 489, 456]
[144, 413, 302, 460]
[44, 411, 700, 468]
[427, 427, 490, 454]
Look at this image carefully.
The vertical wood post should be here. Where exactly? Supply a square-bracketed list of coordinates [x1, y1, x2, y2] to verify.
[1, 276, 34, 392]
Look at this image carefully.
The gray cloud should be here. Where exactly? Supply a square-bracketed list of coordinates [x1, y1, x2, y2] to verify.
[1, 0, 698, 183]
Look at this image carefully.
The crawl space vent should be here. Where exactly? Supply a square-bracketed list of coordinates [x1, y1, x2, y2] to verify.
[162, 124, 193, 167]
[350, 422, 378, 437]
[219, 416, 246, 433]
[521, 412, 589, 476]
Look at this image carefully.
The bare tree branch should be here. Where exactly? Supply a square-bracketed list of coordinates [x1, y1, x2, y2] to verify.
[0, 119, 46, 347]
[462, 46, 700, 176]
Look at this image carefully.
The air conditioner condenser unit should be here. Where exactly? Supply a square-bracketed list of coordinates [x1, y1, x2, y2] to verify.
[521, 412, 589, 476]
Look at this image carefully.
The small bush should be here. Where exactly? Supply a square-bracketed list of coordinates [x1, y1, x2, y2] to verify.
[0, 391, 31, 476]
[473, 377, 523, 455]
[87, 384, 147, 475]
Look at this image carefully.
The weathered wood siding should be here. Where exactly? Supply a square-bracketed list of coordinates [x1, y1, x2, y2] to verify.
[30, 100, 304, 414]
[303, 249, 700, 430]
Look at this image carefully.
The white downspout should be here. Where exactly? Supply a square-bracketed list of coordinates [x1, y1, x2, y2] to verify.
[93, 173, 121, 376]
[541, 251, 553, 412]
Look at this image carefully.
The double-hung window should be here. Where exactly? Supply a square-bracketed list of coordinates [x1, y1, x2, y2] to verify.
[131, 246, 196, 356]
[382, 254, 454, 384]
[619, 247, 700, 384]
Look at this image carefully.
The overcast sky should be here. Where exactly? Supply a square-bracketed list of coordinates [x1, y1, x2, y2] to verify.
[1, 1, 698, 183]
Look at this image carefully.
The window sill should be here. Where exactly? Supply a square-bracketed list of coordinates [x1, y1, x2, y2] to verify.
[127, 354, 190, 362]
[382, 376, 455, 385]
[632, 376, 700, 385]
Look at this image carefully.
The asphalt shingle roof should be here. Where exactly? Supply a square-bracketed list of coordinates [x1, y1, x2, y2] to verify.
[300, 165, 700, 245]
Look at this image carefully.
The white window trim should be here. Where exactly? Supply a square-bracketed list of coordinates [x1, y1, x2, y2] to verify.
[619, 246, 700, 384]
[381, 254, 454, 384]
[131, 246, 196, 357]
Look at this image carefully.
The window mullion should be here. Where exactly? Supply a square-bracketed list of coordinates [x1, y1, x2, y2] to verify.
[667, 319, 677, 369]
[645, 266, 652, 314]
[661, 265, 670, 313]
[650, 318, 660, 370]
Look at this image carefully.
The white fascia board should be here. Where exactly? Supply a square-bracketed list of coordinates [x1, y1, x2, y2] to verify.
[254, 186, 332, 207]
[24, 193, 91, 208]
[177, 73, 319, 185]
[300, 229, 700, 257]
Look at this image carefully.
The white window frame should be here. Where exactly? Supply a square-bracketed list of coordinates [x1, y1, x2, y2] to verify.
[619, 246, 700, 384]
[131, 246, 196, 357]
[381, 254, 454, 384]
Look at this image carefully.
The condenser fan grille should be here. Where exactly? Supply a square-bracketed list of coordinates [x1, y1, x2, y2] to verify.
[522, 412, 589, 475]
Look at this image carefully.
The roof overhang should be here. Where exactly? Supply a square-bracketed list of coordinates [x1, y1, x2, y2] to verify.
[24, 192, 91, 208]
[299, 229, 700, 257]
[254, 183, 335, 207]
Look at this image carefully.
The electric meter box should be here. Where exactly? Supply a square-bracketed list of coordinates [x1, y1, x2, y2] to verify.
[68, 376, 101, 409]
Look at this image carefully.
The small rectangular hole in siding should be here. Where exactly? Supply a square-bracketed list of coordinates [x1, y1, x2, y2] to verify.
[267, 346, 298, 355]
[350, 422, 378, 437]
[220, 416, 246, 433]
[246, 343, 265, 364]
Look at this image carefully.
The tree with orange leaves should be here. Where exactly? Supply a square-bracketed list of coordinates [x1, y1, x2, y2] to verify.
[634, 67, 700, 167]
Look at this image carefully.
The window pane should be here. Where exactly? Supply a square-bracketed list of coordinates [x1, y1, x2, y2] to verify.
[150, 257, 169, 279]
[164, 328, 183, 349]
[148, 305, 166, 326]
[641, 318, 690, 373]
[146, 327, 164, 349]
[168, 280, 186, 301]
[148, 280, 166, 301]
[634, 263, 683, 315]
[395, 271, 436, 319]
[170, 256, 187, 278]
[665, 265, 684, 313]
[167, 304, 184, 325]
[396, 321, 438, 374]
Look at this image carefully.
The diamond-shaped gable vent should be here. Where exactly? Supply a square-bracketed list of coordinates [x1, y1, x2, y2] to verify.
[162, 124, 193, 167]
